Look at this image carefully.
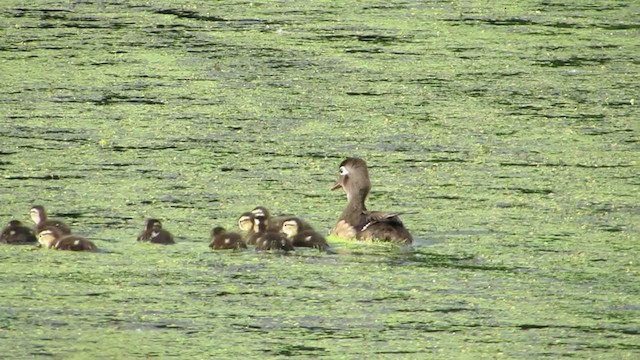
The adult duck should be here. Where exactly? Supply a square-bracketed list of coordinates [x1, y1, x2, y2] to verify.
[331, 157, 413, 244]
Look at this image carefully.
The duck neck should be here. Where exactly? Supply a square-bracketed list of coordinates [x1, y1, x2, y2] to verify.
[339, 188, 368, 226]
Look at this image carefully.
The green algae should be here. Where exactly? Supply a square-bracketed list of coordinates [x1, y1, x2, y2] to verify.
[1, 0, 639, 358]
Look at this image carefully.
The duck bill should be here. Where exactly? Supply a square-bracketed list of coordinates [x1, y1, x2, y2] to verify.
[331, 182, 342, 191]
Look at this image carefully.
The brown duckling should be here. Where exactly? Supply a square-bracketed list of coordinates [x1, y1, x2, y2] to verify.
[137, 218, 175, 245]
[37, 227, 97, 251]
[331, 157, 413, 244]
[0, 220, 37, 244]
[209, 226, 247, 250]
[249, 215, 293, 252]
[30, 205, 72, 235]
[281, 217, 330, 251]
[237, 211, 256, 240]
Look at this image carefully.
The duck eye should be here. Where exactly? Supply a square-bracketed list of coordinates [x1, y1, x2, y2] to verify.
[339, 166, 348, 176]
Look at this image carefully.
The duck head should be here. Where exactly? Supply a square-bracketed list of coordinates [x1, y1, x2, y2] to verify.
[251, 206, 271, 219]
[8, 220, 24, 228]
[144, 219, 163, 231]
[281, 218, 301, 239]
[237, 212, 255, 232]
[332, 157, 371, 203]
[37, 228, 60, 248]
[29, 205, 47, 225]
[211, 226, 226, 237]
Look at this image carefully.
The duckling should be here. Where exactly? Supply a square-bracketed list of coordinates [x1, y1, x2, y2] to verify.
[246, 215, 267, 245]
[331, 157, 413, 244]
[137, 218, 175, 245]
[0, 220, 37, 244]
[237, 211, 256, 239]
[37, 227, 97, 251]
[281, 217, 329, 251]
[30, 205, 72, 235]
[249, 215, 293, 252]
[209, 226, 247, 250]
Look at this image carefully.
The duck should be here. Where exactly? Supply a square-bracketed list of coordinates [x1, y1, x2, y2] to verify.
[37, 227, 97, 251]
[249, 215, 293, 252]
[137, 219, 175, 245]
[280, 217, 330, 251]
[331, 157, 413, 244]
[30, 205, 72, 235]
[0, 220, 37, 244]
[237, 211, 256, 240]
[209, 226, 247, 250]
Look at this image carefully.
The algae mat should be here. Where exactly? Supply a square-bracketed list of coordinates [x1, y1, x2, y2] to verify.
[1, 0, 638, 358]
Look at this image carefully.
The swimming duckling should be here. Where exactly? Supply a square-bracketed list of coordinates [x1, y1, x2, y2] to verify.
[331, 157, 413, 244]
[37, 227, 97, 251]
[209, 226, 247, 250]
[281, 217, 330, 251]
[30, 205, 72, 235]
[0, 220, 37, 244]
[246, 215, 267, 245]
[249, 215, 293, 252]
[137, 218, 175, 245]
[237, 211, 256, 239]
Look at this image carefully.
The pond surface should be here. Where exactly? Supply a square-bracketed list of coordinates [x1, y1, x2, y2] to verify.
[1, 0, 638, 358]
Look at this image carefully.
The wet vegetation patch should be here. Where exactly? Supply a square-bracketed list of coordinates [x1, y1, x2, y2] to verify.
[0, 0, 638, 358]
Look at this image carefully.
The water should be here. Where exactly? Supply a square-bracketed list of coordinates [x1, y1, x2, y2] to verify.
[0, 0, 638, 358]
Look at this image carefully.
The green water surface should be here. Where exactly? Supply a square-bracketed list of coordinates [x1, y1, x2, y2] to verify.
[0, 0, 638, 358]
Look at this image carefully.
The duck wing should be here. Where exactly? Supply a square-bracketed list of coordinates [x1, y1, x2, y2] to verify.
[356, 211, 413, 244]
[357, 211, 406, 231]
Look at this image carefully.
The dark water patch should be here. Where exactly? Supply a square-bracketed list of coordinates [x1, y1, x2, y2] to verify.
[10, 7, 73, 17]
[391, 250, 517, 272]
[264, 344, 328, 357]
[93, 93, 165, 106]
[496, 202, 531, 208]
[152, 8, 226, 22]
[319, 34, 404, 44]
[597, 225, 626, 233]
[490, 187, 553, 195]
[425, 195, 462, 200]
[345, 91, 387, 96]
[574, 163, 632, 169]
[578, 202, 639, 215]
[409, 76, 450, 86]
[535, 56, 611, 67]
[470, 17, 536, 26]
[543, 21, 587, 29]
[345, 47, 383, 54]
[4, 174, 86, 180]
[499, 162, 561, 167]
[580, 127, 633, 136]
[112, 145, 178, 152]
[427, 157, 467, 163]
[598, 23, 640, 30]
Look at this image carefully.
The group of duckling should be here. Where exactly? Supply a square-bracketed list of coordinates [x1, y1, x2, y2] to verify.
[0, 206, 97, 251]
[1, 157, 414, 253]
